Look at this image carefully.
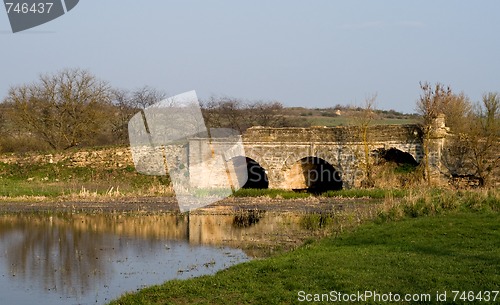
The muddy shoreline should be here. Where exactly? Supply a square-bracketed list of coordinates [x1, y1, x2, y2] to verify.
[0, 196, 380, 214]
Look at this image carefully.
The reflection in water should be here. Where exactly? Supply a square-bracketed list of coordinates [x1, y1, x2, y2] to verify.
[0, 213, 249, 305]
[0, 211, 326, 305]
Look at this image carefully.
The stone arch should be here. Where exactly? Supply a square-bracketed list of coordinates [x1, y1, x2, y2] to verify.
[282, 149, 320, 172]
[374, 147, 419, 166]
[230, 156, 269, 189]
[242, 148, 271, 172]
[388, 143, 423, 163]
[284, 156, 342, 193]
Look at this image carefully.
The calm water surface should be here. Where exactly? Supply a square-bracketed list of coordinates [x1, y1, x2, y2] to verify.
[0, 213, 251, 305]
[0, 210, 313, 305]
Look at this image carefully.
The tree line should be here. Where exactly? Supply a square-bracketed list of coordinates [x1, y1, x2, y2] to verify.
[0, 68, 293, 152]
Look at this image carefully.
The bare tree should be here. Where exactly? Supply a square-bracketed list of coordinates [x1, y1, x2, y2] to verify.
[417, 82, 450, 126]
[5, 68, 112, 150]
[248, 101, 287, 127]
[201, 96, 287, 133]
[465, 93, 500, 185]
[217, 97, 247, 132]
[436, 90, 473, 178]
[200, 96, 223, 129]
[131, 86, 167, 110]
[416, 82, 454, 185]
[106, 86, 169, 145]
[351, 94, 377, 187]
[109, 88, 136, 144]
[441, 92, 472, 134]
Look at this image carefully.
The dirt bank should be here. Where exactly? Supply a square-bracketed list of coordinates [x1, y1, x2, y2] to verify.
[0, 196, 380, 214]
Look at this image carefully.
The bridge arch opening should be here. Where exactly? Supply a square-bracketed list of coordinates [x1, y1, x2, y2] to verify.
[287, 157, 342, 193]
[375, 148, 419, 169]
[230, 156, 269, 189]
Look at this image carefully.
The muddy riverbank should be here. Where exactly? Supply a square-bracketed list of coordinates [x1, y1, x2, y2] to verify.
[0, 196, 381, 214]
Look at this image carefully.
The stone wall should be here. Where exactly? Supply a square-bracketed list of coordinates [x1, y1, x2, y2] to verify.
[0, 147, 134, 169]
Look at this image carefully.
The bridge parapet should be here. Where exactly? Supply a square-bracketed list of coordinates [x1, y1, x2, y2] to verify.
[243, 125, 423, 143]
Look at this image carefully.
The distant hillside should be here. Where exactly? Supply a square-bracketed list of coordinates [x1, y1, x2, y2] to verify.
[283, 106, 419, 127]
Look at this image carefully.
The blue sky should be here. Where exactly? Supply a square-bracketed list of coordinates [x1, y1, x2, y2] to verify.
[1, 1, 499, 113]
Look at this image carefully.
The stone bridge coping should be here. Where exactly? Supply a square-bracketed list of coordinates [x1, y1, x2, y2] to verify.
[188, 140, 421, 146]
[188, 124, 423, 144]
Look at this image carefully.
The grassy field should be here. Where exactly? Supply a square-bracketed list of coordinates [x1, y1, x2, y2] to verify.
[303, 116, 417, 127]
[109, 190, 500, 305]
[232, 188, 408, 199]
[0, 158, 412, 200]
[0, 161, 172, 198]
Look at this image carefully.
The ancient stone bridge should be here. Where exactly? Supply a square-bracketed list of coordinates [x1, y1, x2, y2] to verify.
[188, 124, 443, 191]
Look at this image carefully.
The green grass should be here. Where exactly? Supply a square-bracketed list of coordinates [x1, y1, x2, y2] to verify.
[0, 179, 66, 197]
[305, 116, 417, 127]
[323, 188, 407, 199]
[108, 190, 499, 304]
[378, 189, 500, 222]
[109, 209, 500, 305]
[231, 188, 407, 199]
[0, 158, 410, 200]
[0, 161, 171, 198]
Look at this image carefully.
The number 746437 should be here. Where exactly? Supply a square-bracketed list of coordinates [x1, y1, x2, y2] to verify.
[5, 2, 54, 14]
